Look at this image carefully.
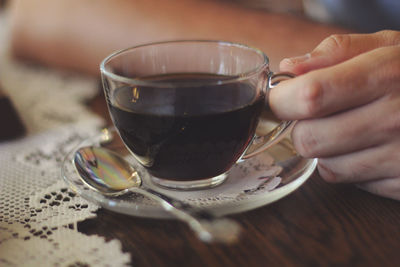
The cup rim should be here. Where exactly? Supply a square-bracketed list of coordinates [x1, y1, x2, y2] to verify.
[100, 40, 269, 88]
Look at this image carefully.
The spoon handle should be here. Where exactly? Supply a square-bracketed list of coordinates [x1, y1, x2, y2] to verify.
[131, 187, 241, 243]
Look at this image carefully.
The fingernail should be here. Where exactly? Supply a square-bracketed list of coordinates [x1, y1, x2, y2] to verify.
[282, 53, 311, 65]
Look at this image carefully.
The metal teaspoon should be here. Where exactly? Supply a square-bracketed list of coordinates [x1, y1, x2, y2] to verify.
[73, 146, 241, 243]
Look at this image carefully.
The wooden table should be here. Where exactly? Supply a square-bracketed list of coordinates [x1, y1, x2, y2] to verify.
[79, 92, 400, 267]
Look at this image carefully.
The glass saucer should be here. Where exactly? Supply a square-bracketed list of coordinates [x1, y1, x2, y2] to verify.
[61, 128, 317, 218]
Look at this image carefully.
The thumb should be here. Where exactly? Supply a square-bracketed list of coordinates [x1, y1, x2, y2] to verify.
[280, 30, 400, 75]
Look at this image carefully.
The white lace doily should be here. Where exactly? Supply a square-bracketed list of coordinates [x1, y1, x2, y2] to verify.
[0, 11, 130, 266]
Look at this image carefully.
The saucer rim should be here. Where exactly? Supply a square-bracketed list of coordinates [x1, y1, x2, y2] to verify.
[61, 128, 317, 218]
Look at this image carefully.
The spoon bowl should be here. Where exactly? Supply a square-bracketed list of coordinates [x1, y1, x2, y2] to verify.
[74, 146, 141, 195]
[73, 146, 241, 243]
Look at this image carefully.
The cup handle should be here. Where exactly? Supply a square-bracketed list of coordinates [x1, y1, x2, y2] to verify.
[242, 72, 295, 159]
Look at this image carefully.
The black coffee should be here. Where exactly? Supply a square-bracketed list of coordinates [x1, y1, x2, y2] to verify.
[107, 73, 264, 180]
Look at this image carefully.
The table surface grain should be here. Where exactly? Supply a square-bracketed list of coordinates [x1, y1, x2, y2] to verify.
[80, 91, 400, 267]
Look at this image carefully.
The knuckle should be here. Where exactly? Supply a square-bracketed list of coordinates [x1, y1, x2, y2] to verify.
[388, 115, 400, 135]
[301, 79, 324, 116]
[316, 34, 352, 54]
[380, 106, 400, 136]
[375, 30, 400, 45]
[292, 123, 319, 158]
[350, 160, 374, 180]
[383, 47, 400, 82]
[372, 46, 400, 91]
[363, 46, 400, 96]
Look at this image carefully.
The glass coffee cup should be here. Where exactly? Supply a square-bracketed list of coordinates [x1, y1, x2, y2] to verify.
[100, 40, 294, 190]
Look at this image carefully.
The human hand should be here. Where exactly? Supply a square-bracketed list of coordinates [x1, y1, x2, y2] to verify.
[270, 30, 400, 200]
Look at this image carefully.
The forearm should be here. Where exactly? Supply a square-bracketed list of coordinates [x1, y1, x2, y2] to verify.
[9, 0, 349, 75]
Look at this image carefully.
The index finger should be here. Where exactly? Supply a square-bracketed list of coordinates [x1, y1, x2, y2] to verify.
[280, 30, 400, 75]
[270, 45, 400, 120]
